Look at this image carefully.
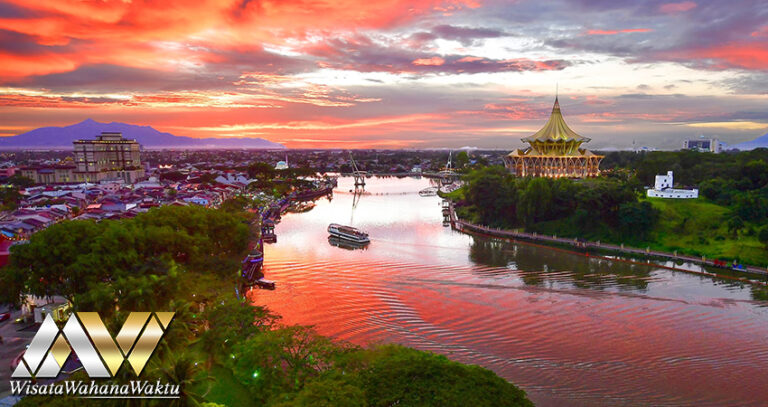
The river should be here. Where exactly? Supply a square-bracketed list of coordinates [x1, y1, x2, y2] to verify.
[247, 176, 768, 407]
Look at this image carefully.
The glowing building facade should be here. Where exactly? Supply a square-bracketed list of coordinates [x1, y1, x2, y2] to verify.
[504, 97, 602, 178]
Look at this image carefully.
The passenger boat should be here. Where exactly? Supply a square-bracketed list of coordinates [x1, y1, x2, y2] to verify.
[261, 219, 276, 243]
[241, 249, 263, 281]
[254, 278, 276, 290]
[328, 223, 370, 243]
[419, 187, 438, 197]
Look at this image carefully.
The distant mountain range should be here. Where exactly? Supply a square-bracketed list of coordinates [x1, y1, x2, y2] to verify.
[731, 133, 768, 151]
[0, 119, 285, 149]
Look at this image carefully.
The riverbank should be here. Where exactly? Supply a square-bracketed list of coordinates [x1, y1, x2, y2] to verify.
[248, 175, 768, 406]
[444, 165, 768, 268]
[446, 201, 768, 286]
[3, 202, 533, 407]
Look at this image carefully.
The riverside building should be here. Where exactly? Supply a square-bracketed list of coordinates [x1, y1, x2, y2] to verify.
[646, 171, 698, 199]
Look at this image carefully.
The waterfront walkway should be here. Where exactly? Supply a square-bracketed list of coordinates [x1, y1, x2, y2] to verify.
[447, 202, 768, 283]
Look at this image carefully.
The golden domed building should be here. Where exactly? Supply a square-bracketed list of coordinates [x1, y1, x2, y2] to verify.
[504, 97, 602, 178]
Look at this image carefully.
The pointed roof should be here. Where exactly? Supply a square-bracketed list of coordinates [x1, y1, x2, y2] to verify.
[522, 97, 589, 143]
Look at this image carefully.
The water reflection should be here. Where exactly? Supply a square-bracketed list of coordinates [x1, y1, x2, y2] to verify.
[249, 176, 768, 407]
[469, 239, 653, 290]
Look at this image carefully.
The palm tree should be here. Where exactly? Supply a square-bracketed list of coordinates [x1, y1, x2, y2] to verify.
[157, 353, 211, 407]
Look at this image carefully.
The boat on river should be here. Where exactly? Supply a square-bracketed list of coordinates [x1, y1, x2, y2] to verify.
[328, 235, 369, 250]
[254, 278, 275, 290]
[328, 223, 370, 243]
[241, 248, 263, 281]
[262, 219, 276, 243]
[419, 187, 438, 197]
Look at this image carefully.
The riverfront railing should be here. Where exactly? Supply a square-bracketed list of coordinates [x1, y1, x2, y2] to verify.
[447, 202, 768, 279]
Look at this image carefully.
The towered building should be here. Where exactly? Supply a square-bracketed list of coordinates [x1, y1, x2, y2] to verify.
[73, 132, 145, 183]
[504, 97, 602, 178]
[21, 132, 145, 184]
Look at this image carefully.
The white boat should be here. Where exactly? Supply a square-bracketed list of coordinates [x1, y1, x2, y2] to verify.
[328, 223, 370, 243]
[419, 187, 438, 197]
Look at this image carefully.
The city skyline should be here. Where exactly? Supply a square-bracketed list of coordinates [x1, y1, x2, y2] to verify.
[0, 0, 767, 149]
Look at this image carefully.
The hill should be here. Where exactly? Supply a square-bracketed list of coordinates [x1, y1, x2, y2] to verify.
[732, 133, 768, 151]
[0, 119, 285, 149]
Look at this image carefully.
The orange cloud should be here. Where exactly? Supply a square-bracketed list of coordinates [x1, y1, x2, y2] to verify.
[687, 43, 768, 70]
[0, 0, 482, 80]
[413, 56, 446, 66]
[0, 52, 78, 79]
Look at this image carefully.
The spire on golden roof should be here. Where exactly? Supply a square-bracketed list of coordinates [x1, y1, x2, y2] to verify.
[521, 97, 589, 144]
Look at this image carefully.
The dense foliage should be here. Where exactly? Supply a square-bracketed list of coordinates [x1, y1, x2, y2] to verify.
[454, 149, 768, 264]
[3, 205, 532, 407]
[459, 166, 658, 241]
[1, 205, 250, 311]
[601, 149, 768, 226]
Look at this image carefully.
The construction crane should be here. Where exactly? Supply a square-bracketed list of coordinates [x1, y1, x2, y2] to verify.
[349, 152, 366, 187]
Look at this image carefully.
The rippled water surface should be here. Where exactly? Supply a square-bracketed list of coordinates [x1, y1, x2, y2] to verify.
[248, 176, 768, 407]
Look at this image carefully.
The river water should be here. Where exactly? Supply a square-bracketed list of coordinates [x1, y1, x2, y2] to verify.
[248, 176, 768, 407]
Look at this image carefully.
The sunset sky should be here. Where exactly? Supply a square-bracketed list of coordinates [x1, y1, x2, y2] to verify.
[0, 0, 767, 149]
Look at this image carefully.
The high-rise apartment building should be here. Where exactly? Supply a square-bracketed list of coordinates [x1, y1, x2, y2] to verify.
[21, 132, 145, 184]
[73, 132, 145, 183]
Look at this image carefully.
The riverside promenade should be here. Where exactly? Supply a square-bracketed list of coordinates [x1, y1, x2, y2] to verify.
[447, 202, 768, 284]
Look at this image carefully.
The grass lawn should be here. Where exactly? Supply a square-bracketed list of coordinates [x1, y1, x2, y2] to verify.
[439, 186, 465, 201]
[643, 197, 767, 266]
[453, 190, 768, 267]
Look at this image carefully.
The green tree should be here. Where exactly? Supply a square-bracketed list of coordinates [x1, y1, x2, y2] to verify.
[741, 160, 768, 189]
[727, 215, 745, 237]
[464, 166, 517, 227]
[156, 354, 210, 407]
[221, 195, 250, 212]
[272, 377, 365, 407]
[229, 326, 350, 397]
[518, 178, 552, 225]
[758, 227, 768, 249]
[6, 174, 35, 188]
[618, 201, 659, 240]
[248, 162, 277, 179]
[353, 345, 533, 407]
[199, 296, 279, 368]
[0, 185, 21, 210]
[454, 151, 470, 169]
